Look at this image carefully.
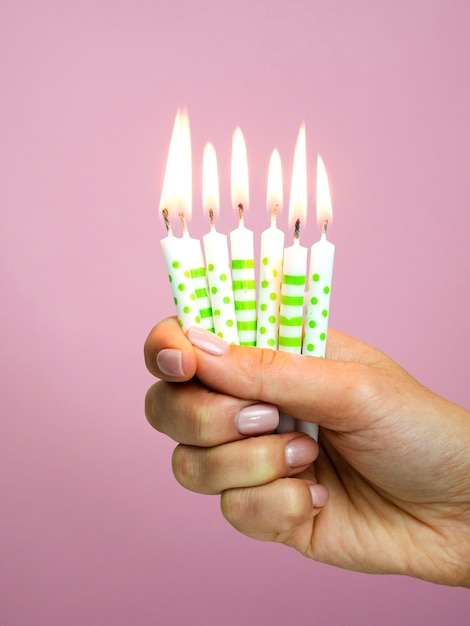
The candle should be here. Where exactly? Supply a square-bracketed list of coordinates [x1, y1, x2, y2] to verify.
[230, 128, 257, 346]
[303, 155, 335, 356]
[299, 155, 335, 440]
[202, 143, 239, 344]
[256, 149, 285, 349]
[159, 109, 201, 331]
[277, 125, 308, 433]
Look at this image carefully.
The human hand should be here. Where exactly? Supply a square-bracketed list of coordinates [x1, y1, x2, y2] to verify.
[144, 318, 470, 587]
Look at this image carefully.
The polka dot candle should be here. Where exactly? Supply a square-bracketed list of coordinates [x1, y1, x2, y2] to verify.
[160, 210, 201, 331]
[203, 211, 240, 345]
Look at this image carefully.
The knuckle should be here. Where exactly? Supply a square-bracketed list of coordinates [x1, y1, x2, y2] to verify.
[171, 445, 215, 494]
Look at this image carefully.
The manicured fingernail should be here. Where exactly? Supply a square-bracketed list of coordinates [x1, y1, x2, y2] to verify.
[156, 349, 185, 377]
[187, 327, 229, 356]
[309, 484, 329, 508]
[285, 436, 317, 468]
[236, 404, 279, 435]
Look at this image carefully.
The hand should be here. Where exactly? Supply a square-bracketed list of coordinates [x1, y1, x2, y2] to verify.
[144, 318, 470, 587]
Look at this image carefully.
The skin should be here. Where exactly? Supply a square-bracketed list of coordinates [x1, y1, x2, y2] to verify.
[144, 317, 470, 587]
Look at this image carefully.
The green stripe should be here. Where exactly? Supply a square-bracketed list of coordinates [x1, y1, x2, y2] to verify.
[279, 336, 302, 347]
[234, 300, 257, 310]
[232, 259, 255, 270]
[280, 316, 303, 326]
[283, 275, 305, 285]
[233, 280, 256, 290]
[237, 321, 257, 331]
[199, 307, 213, 318]
[281, 295, 304, 306]
[195, 288, 208, 298]
[240, 341, 257, 346]
[190, 267, 206, 278]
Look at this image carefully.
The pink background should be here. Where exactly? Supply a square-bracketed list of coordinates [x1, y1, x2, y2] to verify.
[1, 1, 469, 624]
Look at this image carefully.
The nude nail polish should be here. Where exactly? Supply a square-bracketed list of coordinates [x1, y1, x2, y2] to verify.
[156, 349, 185, 377]
[187, 327, 229, 356]
[236, 404, 279, 435]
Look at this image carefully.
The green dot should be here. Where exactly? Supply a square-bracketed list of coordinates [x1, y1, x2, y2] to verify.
[227, 320, 234, 327]
[190, 294, 195, 301]
[272, 269, 278, 278]
[196, 316, 201, 324]
[223, 296, 230, 304]
[220, 273, 227, 281]
[323, 286, 330, 294]
[168, 275, 173, 283]
[262, 257, 269, 266]
[214, 309, 221, 316]
[268, 339, 275, 347]
[173, 297, 178, 305]
[178, 320, 183, 328]
[308, 320, 316, 328]
[184, 270, 190, 278]
[208, 264, 214, 271]
[178, 283, 185, 292]
[322, 309, 328, 318]
[260, 326, 267, 335]
[260, 303, 267, 311]
[269, 292, 277, 301]
[211, 286, 218, 294]
[217, 332, 224, 338]
[320, 332, 326, 340]
[268, 315, 276, 324]
[312, 273, 320, 282]
[183, 306, 191, 313]
[261, 280, 268, 289]
[172, 261, 180, 269]
[307, 343, 314, 352]
[311, 297, 318, 305]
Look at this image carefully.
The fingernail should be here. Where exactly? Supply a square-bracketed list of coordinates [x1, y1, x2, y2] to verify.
[156, 349, 185, 377]
[310, 484, 329, 508]
[236, 404, 279, 435]
[285, 436, 317, 468]
[187, 327, 229, 356]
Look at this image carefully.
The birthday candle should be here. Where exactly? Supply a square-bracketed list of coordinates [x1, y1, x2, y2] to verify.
[202, 143, 239, 344]
[256, 149, 285, 349]
[230, 128, 257, 346]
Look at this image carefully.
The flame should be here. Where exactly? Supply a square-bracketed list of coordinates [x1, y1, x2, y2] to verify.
[288, 123, 307, 226]
[316, 155, 333, 224]
[266, 148, 283, 210]
[231, 127, 249, 209]
[159, 108, 192, 219]
[202, 142, 220, 216]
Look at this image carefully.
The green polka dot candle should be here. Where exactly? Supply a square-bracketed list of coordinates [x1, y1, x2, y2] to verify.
[256, 150, 285, 349]
[299, 155, 335, 441]
[160, 210, 202, 331]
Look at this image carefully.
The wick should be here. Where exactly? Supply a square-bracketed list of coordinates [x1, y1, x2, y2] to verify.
[270, 204, 278, 224]
[179, 212, 189, 234]
[322, 219, 329, 237]
[238, 203, 244, 224]
[294, 218, 301, 241]
[209, 208, 215, 228]
[162, 208, 172, 234]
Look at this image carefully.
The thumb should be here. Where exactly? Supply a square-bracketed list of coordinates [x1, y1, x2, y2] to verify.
[186, 326, 386, 433]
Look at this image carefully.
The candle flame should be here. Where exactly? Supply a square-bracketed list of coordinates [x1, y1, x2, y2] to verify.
[266, 148, 283, 212]
[316, 155, 333, 225]
[159, 108, 192, 219]
[231, 127, 249, 209]
[288, 123, 307, 227]
[202, 142, 220, 216]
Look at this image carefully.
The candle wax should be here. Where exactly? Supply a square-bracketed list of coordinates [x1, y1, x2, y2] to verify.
[256, 222, 284, 349]
[230, 222, 257, 346]
[182, 231, 214, 332]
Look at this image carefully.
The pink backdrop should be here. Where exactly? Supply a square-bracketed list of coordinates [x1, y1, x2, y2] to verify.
[1, 1, 469, 624]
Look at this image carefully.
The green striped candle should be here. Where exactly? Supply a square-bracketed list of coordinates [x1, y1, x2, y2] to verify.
[230, 205, 257, 346]
[179, 213, 214, 332]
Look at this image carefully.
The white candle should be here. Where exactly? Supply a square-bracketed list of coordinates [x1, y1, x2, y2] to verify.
[230, 128, 257, 346]
[257, 149, 284, 349]
[179, 213, 214, 332]
[160, 210, 201, 331]
[299, 155, 335, 440]
[202, 143, 239, 344]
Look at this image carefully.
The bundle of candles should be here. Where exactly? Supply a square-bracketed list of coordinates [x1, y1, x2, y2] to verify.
[159, 109, 335, 439]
